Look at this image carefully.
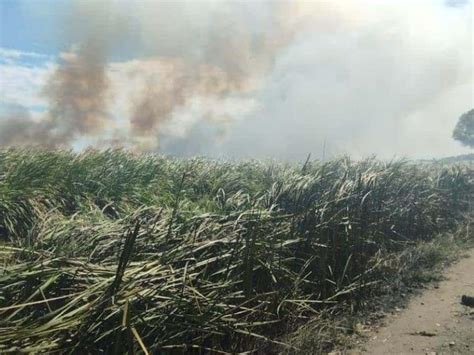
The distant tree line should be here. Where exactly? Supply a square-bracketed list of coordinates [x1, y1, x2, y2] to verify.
[453, 109, 474, 148]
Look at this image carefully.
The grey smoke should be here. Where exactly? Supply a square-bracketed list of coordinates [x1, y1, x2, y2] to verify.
[174, 0, 473, 159]
[0, 0, 472, 159]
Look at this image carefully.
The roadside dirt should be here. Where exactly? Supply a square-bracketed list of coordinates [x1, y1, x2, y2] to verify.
[359, 249, 474, 354]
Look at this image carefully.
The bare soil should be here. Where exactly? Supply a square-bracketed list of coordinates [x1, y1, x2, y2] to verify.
[359, 249, 474, 354]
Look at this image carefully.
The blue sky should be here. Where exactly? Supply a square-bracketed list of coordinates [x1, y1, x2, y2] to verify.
[0, 0, 143, 61]
[0, 0, 72, 55]
[0, 0, 142, 116]
[0, 1, 65, 115]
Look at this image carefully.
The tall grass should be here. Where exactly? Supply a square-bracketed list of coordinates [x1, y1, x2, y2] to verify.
[0, 149, 472, 353]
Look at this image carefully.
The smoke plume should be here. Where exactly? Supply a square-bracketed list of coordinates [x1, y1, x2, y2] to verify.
[0, 0, 472, 159]
[45, 42, 109, 138]
[126, 0, 294, 150]
[0, 106, 62, 148]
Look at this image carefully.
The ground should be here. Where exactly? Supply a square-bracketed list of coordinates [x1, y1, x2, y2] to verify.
[359, 249, 474, 354]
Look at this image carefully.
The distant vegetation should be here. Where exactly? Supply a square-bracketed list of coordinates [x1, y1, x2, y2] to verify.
[453, 109, 474, 148]
[0, 149, 473, 353]
[436, 153, 474, 164]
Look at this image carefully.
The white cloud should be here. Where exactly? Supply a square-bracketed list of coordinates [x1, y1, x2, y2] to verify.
[0, 47, 52, 60]
[0, 52, 55, 109]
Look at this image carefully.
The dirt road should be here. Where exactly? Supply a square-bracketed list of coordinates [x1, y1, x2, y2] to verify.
[360, 249, 474, 354]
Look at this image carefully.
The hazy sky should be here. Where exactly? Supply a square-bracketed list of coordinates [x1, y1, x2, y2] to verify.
[0, 0, 472, 159]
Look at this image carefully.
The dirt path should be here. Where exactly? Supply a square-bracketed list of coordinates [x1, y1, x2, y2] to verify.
[360, 249, 474, 354]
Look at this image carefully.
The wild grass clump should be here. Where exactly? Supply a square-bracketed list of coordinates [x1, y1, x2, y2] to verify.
[0, 149, 472, 353]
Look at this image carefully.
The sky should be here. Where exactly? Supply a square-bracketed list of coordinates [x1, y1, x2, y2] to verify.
[0, 0, 472, 159]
